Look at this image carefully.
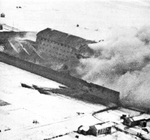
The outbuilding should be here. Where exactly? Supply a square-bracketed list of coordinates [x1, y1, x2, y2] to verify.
[89, 122, 114, 136]
[121, 115, 147, 127]
[0, 13, 5, 18]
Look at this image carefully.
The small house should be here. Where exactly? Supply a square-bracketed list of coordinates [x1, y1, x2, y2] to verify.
[122, 115, 147, 127]
[89, 122, 114, 136]
[0, 13, 5, 18]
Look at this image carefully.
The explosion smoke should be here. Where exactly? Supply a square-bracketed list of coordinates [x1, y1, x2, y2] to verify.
[77, 26, 150, 110]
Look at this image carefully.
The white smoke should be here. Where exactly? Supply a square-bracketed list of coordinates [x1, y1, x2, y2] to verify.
[76, 26, 150, 109]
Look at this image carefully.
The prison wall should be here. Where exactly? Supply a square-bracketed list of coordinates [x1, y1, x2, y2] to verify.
[0, 52, 120, 105]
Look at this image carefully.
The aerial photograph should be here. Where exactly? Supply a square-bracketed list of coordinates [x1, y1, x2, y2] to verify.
[0, 0, 150, 139]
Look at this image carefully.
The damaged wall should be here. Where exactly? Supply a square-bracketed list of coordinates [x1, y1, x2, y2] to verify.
[0, 52, 120, 105]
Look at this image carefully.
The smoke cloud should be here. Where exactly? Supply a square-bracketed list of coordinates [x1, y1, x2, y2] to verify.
[76, 26, 150, 109]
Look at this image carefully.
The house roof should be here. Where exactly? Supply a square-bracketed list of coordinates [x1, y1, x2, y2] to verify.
[132, 115, 146, 121]
[91, 122, 114, 130]
[37, 28, 89, 48]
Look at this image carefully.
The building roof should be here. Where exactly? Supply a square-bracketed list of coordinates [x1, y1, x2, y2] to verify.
[91, 122, 114, 130]
[132, 115, 146, 121]
[37, 28, 90, 48]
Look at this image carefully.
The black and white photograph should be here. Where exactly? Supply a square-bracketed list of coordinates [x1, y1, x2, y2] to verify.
[0, 0, 150, 139]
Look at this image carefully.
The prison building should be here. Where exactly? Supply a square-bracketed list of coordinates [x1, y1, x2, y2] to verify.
[36, 28, 93, 68]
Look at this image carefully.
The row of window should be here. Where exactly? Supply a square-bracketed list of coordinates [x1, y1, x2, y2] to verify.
[37, 37, 71, 49]
[39, 42, 73, 55]
[48, 53, 68, 62]
[52, 51, 68, 59]
[39, 46, 71, 60]
[97, 127, 111, 135]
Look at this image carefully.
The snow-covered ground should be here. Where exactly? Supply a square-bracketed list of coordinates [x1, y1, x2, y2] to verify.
[0, 62, 103, 139]
[1, 0, 150, 40]
[0, 62, 146, 140]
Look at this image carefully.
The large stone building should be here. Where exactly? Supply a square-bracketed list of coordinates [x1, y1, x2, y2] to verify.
[36, 28, 94, 71]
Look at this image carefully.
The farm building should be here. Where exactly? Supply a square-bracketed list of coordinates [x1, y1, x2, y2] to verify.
[77, 122, 114, 136]
[0, 13, 5, 18]
[121, 115, 148, 127]
[89, 122, 114, 136]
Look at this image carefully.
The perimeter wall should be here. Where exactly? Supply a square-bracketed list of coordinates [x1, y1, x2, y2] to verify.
[0, 52, 120, 105]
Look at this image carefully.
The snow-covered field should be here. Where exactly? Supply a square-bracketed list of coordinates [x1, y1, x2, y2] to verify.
[0, 62, 143, 140]
[1, 0, 150, 40]
[0, 62, 106, 139]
